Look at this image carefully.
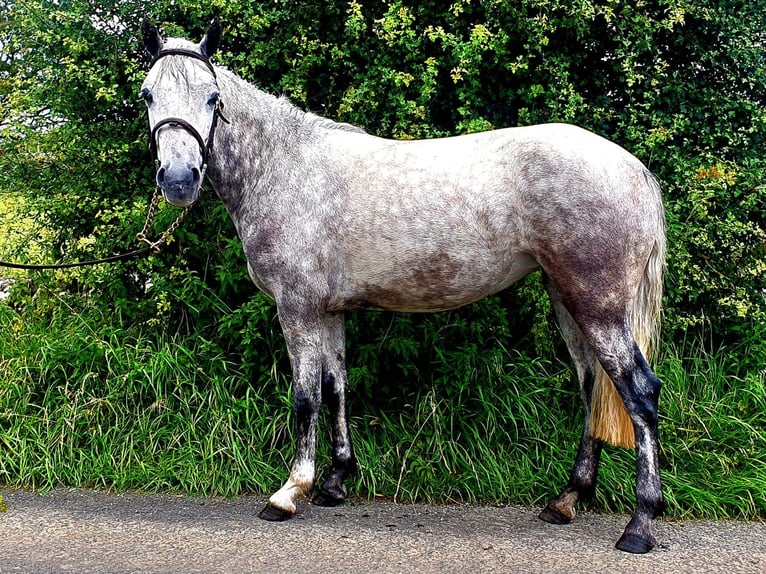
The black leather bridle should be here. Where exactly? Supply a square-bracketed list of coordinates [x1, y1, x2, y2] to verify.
[147, 48, 229, 170]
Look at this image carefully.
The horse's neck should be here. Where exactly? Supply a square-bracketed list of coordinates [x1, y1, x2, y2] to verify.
[218, 69, 305, 147]
[207, 70, 310, 218]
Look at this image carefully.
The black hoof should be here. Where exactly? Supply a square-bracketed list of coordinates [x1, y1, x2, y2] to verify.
[312, 488, 346, 508]
[615, 532, 656, 554]
[258, 504, 294, 522]
[539, 506, 573, 525]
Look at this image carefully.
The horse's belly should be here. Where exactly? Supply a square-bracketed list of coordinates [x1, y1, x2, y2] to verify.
[329, 251, 539, 312]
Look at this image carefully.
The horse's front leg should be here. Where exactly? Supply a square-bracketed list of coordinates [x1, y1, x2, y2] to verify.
[313, 312, 356, 507]
[259, 306, 324, 521]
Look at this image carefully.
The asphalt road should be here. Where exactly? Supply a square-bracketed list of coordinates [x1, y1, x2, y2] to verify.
[1, 488, 764, 573]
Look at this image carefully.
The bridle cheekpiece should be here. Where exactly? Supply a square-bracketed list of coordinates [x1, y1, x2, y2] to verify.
[147, 48, 229, 173]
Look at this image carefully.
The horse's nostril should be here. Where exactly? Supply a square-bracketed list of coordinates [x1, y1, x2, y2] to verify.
[156, 166, 166, 186]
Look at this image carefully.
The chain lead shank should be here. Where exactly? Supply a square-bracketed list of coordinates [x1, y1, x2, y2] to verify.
[135, 185, 196, 252]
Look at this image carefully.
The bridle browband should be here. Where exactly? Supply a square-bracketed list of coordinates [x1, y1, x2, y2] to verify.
[153, 48, 217, 76]
[147, 48, 229, 170]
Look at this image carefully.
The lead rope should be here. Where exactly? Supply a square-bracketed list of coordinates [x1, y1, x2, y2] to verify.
[0, 182, 198, 270]
[135, 191, 192, 252]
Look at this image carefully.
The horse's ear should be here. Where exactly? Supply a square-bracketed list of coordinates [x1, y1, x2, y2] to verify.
[141, 17, 163, 57]
[200, 18, 221, 59]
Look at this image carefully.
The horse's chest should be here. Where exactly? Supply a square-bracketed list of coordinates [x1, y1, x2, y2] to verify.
[242, 224, 335, 298]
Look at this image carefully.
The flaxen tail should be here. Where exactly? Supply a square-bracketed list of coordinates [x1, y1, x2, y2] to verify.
[590, 172, 666, 449]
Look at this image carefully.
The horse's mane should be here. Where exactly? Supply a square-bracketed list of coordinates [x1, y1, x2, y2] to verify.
[300, 106, 366, 134]
[155, 38, 366, 136]
[217, 67, 366, 135]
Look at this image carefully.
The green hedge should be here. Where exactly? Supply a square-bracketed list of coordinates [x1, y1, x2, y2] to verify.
[1, 0, 765, 516]
[2, 0, 764, 341]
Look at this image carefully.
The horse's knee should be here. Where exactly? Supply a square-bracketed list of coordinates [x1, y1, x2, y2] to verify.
[295, 388, 318, 421]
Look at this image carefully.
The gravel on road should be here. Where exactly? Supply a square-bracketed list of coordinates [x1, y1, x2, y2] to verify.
[1, 488, 764, 574]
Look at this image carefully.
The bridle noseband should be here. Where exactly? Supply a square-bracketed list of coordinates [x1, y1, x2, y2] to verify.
[147, 48, 229, 170]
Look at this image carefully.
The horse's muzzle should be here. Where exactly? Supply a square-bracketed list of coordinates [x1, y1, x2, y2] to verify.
[156, 162, 201, 207]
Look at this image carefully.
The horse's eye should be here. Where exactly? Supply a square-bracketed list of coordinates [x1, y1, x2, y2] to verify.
[207, 92, 220, 107]
[139, 88, 153, 104]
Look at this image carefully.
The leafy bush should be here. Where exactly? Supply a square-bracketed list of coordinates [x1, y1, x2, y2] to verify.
[1, 0, 765, 516]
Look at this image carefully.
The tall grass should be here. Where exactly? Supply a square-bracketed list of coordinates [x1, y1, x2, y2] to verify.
[1, 297, 765, 519]
[656, 341, 766, 518]
[0, 301, 290, 495]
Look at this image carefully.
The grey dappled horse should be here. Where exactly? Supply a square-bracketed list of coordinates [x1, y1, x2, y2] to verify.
[140, 19, 667, 553]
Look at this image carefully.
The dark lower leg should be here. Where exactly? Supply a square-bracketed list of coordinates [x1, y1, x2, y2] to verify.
[313, 368, 356, 506]
[615, 410, 664, 553]
[313, 313, 355, 507]
[541, 283, 605, 525]
[605, 346, 664, 553]
[615, 451, 664, 552]
[540, 429, 603, 524]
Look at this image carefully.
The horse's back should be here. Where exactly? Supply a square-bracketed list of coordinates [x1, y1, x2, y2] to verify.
[332, 122, 657, 221]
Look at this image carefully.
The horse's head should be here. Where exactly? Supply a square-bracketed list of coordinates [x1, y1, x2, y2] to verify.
[140, 18, 223, 207]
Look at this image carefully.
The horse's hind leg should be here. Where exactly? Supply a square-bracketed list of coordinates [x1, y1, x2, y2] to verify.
[313, 312, 356, 507]
[572, 313, 664, 553]
[597, 332, 664, 553]
[539, 281, 604, 526]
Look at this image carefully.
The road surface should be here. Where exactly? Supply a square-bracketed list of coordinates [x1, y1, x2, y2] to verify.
[1, 488, 764, 573]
